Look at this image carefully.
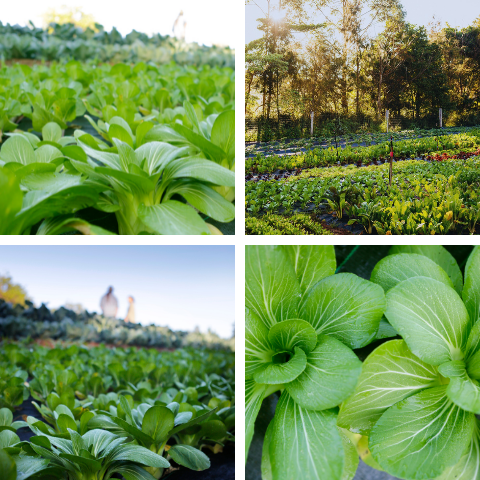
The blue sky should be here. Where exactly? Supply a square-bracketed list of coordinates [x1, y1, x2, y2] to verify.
[0, 246, 235, 338]
[246, 0, 480, 43]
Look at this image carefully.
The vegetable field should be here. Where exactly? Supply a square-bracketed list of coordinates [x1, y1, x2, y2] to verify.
[245, 128, 480, 235]
[0, 23, 235, 235]
[0, 317, 235, 479]
[245, 244, 479, 480]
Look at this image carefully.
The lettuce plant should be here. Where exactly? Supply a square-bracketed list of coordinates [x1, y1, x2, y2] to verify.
[245, 245, 386, 480]
[338, 245, 480, 480]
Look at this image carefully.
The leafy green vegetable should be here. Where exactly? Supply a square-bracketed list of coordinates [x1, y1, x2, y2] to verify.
[245, 245, 385, 479]
[340, 247, 480, 480]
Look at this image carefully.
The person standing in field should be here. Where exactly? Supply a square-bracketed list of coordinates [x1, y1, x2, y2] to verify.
[100, 286, 118, 318]
[124, 296, 135, 323]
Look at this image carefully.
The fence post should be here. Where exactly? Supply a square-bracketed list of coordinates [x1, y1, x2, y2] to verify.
[310, 111, 314, 136]
[439, 108, 443, 129]
[386, 110, 389, 133]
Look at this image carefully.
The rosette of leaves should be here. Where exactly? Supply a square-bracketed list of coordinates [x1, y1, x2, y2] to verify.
[87, 395, 217, 478]
[245, 245, 386, 480]
[338, 245, 480, 480]
[65, 132, 235, 235]
[1, 426, 170, 480]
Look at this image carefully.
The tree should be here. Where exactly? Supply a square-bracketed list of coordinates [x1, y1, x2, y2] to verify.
[0, 274, 29, 306]
[42, 6, 97, 31]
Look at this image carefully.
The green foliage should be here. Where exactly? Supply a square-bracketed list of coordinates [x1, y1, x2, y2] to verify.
[0, 339, 235, 479]
[339, 246, 480, 480]
[0, 60, 235, 235]
[245, 213, 333, 235]
[245, 245, 386, 479]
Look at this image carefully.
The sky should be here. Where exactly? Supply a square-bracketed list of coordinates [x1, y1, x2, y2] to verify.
[246, 0, 480, 44]
[0, 246, 235, 339]
[2, 0, 237, 48]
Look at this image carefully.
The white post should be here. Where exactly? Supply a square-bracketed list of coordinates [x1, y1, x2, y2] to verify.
[439, 108, 443, 128]
[310, 111, 314, 136]
[386, 110, 389, 133]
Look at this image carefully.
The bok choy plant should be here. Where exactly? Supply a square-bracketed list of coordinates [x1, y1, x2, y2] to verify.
[66, 133, 235, 235]
[245, 245, 386, 480]
[338, 245, 480, 480]
[1, 425, 170, 480]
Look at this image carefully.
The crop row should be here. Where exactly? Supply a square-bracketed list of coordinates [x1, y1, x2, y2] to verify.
[246, 131, 480, 174]
[246, 158, 480, 234]
[0, 299, 233, 350]
[244, 126, 476, 156]
[245, 213, 333, 235]
[0, 21, 234, 67]
[0, 62, 235, 235]
[0, 341, 234, 478]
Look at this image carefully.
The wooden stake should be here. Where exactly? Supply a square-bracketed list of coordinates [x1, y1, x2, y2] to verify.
[386, 110, 389, 133]
[310, 111, 314, 136]
[439, 108, 443, 128]
[389, 136, 394, 187]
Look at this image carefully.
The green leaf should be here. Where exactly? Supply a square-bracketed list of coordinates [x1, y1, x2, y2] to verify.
[385, 277, 470, 365]
[438, 361, 480, 414]
[245, 245, 300, 329]
[13, 454, 50, 480]
[371, 253, 454, 292]
[173, 124, 227, 163]
[245, 308, 275, 380]
[268, 319, 317, 354]
[0, 170, 23, 234]
[109, 124, 133, 148]
[142, 406, 174, 444]
[0, 449, 16, 480]
[261, 420, 273, 480]
[389, 245, 463, 295]
[369, 386, 475, 480]
[463, 246, 480, 326]
[338, 428, 359, 480]
[1, 135, 35, 165]
[108, 444, 170, 468]
[270, 391, 345, 480]
[435, 419, 480, 480]
[300, 273, 385, 349]
[374, 317, 398, 340]
[283, 245, 336, 303]
[338, 340, 442, 435]
[211, 110, 235, 164]
[165, 157, 235, 186]
[0, 430, 20, 448]
[170, 181, 234, 223]
[134, 141, 183, 175]
[138, 201, 209, 235]
[109, 464, 158, 480]
[0, 408, 13, 427]
[245, 379, 267, 463]
[169, 445, 210, 471]
[253, 347, 307, 385]
[168, 407, 218, 437]
[56, 414, 77, 434]
[42, 122, 62, 143]
[285, 335, 362, 411]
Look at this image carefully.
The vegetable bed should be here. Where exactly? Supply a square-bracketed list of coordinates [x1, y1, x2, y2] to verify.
[246, 155, 480, 235]
[245, 244, 478, 480]
[0, 339, 235, 479]
[0, 59, 235, 235]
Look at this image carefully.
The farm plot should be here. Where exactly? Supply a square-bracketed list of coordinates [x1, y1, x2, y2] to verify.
[0, 302, 235, 479]
[245, 147, 480, 235]
[0, 60, 235, 235]
[244, 126, 472, 158]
